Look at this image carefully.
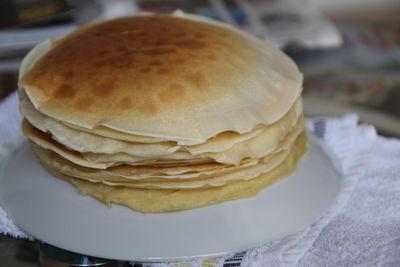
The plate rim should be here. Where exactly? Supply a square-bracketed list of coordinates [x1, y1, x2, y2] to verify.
[0, 135, 342, 262]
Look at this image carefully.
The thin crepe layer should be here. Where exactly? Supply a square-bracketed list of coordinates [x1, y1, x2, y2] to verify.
[20, 90, 301, 157]
[57, 131, 307, 213]
[32, 130, 303, 189]
[24, 115, 303, 171]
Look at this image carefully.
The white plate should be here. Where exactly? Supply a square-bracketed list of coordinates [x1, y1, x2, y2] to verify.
[0, 137, 341, 262]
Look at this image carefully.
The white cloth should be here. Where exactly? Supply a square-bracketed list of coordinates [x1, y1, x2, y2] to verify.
[240, 116, 379, 267]
[297, 136, 400, 267]
[0, 92, 29, 239]
[1, 92, 399, 266]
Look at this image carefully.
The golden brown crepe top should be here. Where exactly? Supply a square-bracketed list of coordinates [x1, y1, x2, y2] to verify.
[20, 14, 302, 142]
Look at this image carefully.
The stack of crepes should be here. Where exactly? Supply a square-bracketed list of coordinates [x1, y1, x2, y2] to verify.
[18, 13, 306, 213]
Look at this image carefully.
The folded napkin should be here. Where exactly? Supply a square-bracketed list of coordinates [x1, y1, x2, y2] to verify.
[1, 92, 399, 266]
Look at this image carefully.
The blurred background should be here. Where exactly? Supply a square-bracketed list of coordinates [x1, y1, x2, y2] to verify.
[0, 1, 399, 264]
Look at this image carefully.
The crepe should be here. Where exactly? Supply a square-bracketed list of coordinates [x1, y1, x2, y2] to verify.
[19, 12, 307, 213]
[32, 129, 303, 189]
[23, 113, 303, 169]
[56, 131, 307, 213]
[20, 91, 299, 157]
[19, 14, 302, 144]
